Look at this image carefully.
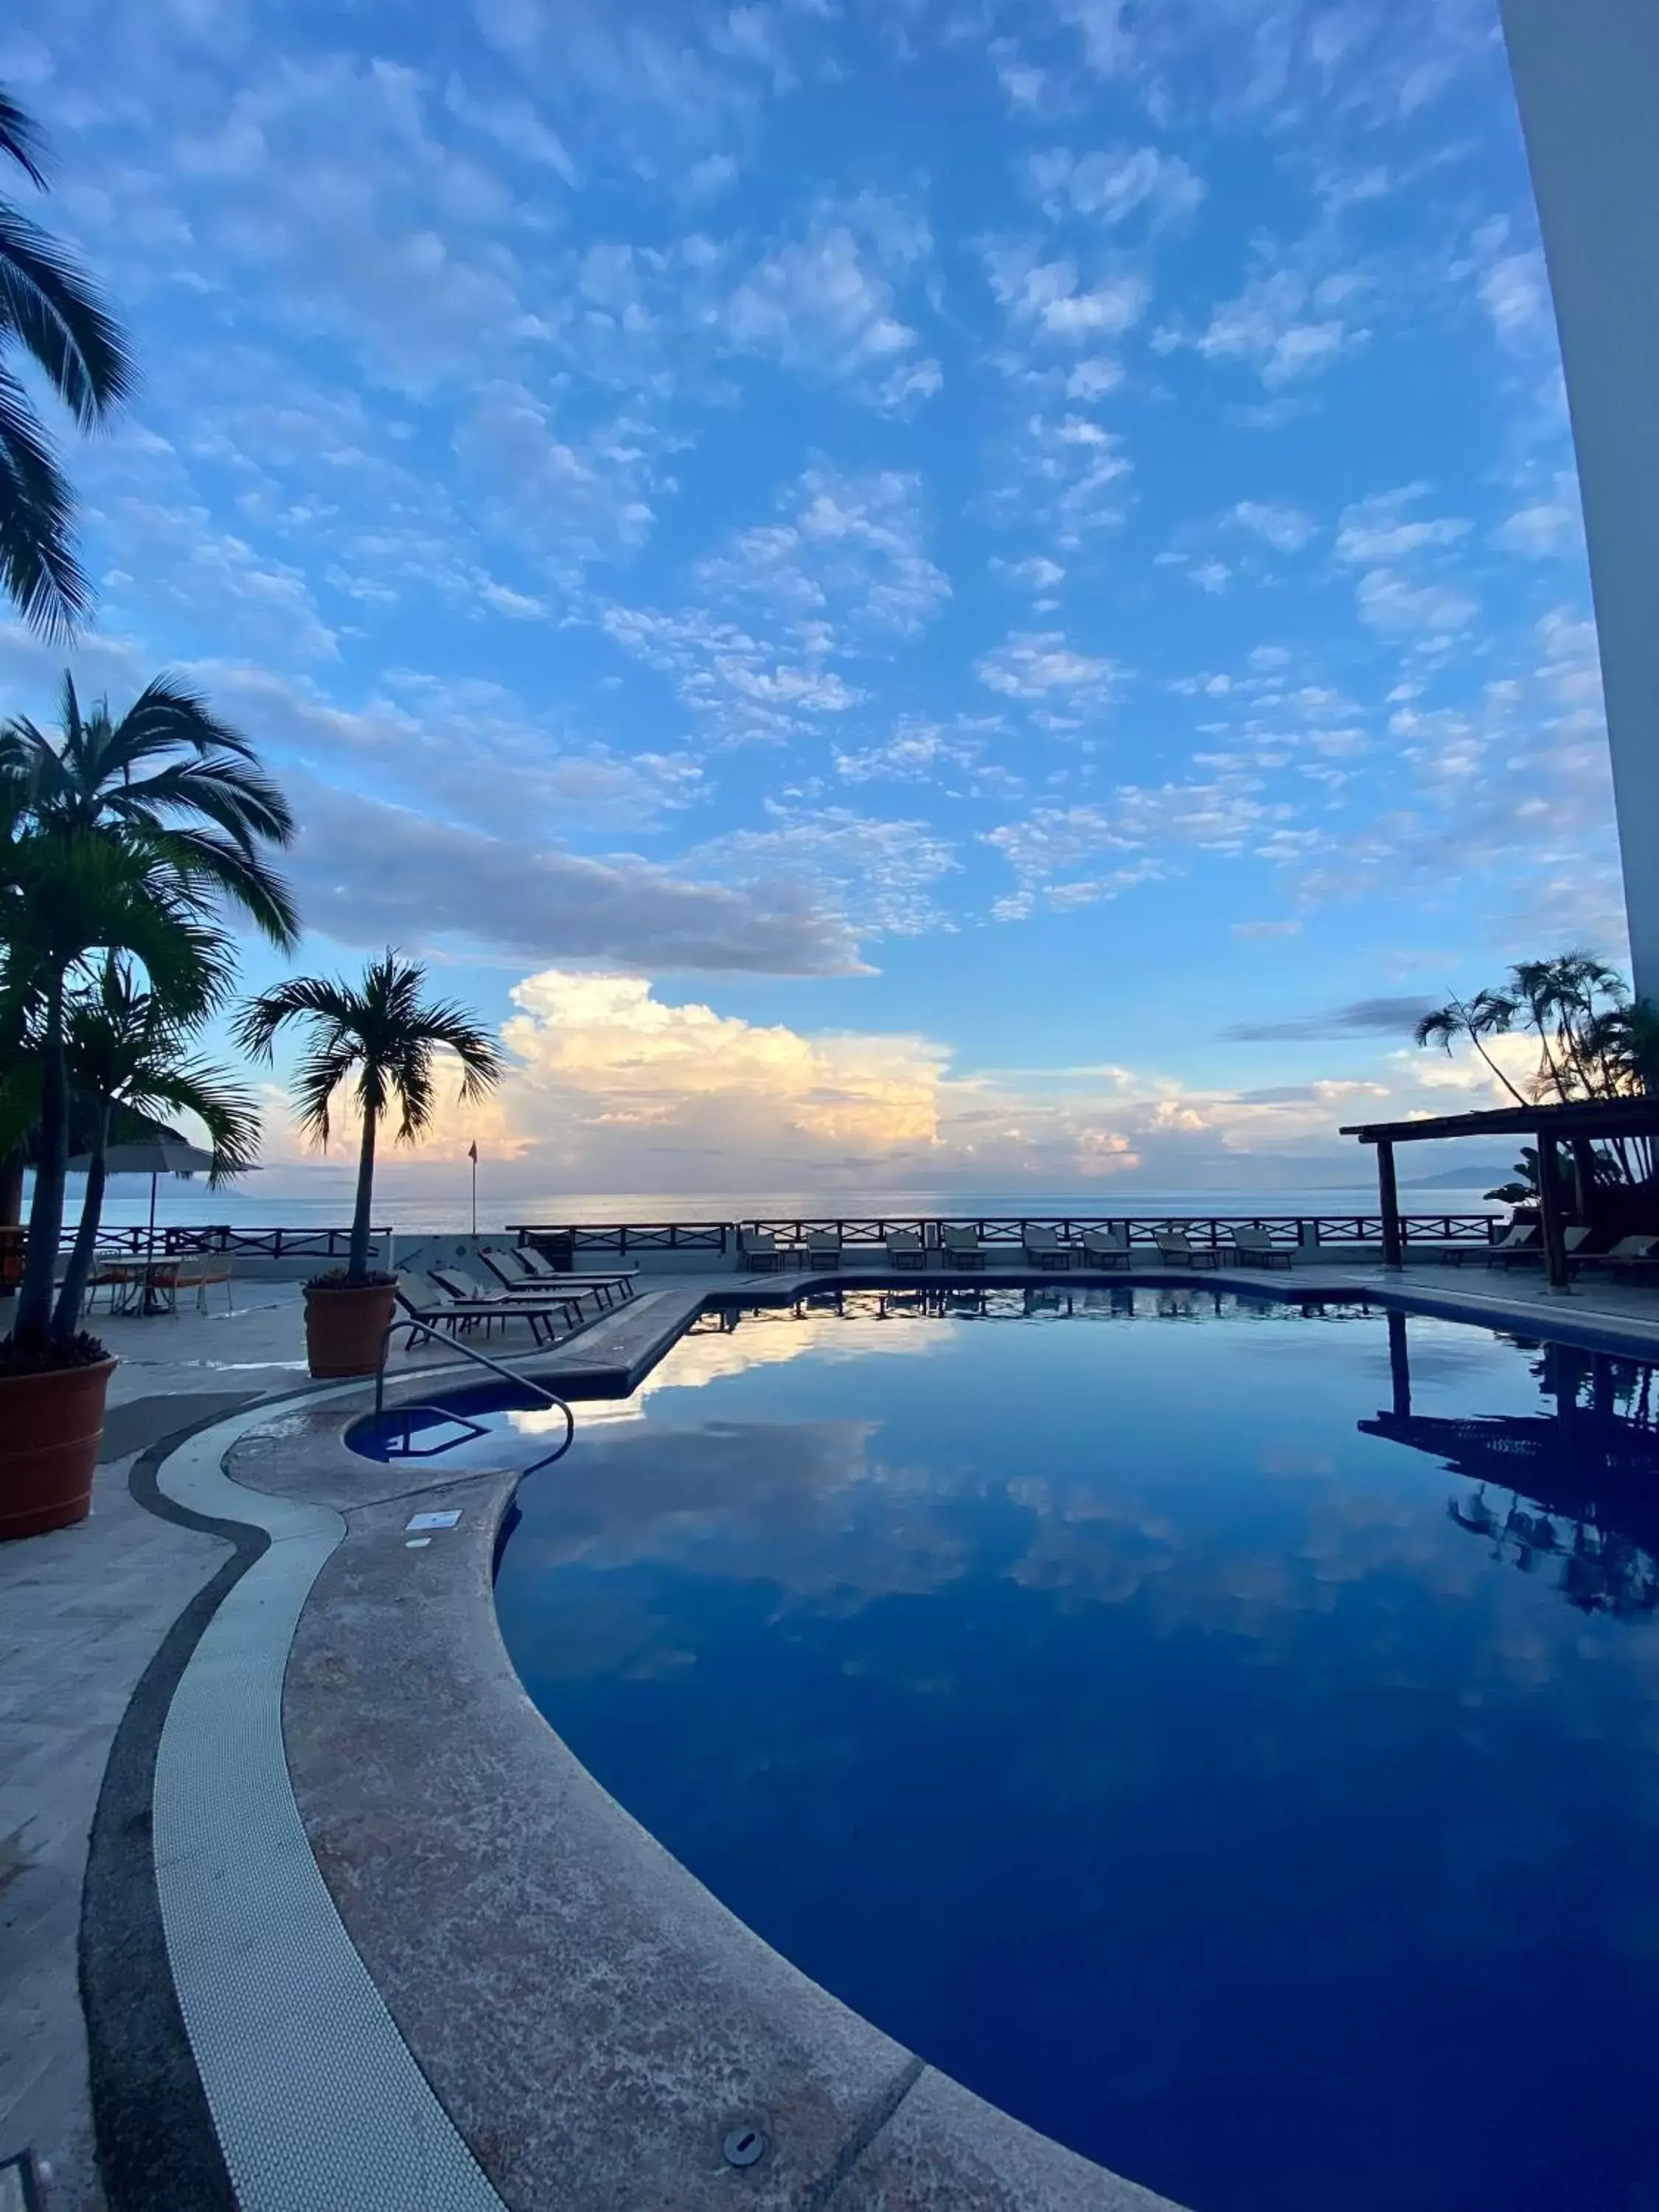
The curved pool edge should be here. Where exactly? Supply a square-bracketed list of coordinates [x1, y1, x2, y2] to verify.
[223, 1395, 1185, 2211]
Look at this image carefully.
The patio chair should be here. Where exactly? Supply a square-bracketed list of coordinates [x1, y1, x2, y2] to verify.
[804, 1230, 843, 1272]
[1485, 1223, 1539, 1267]
[1576, 1234, 1659, 1276]
[1226, 1226, 1292, 1270]
[1154, 1230, 1217, 1269]
[1021, 1225, 1072, 1271]
[940, 1225, 987, 1272]
[738, 1226, 787, 1273]
[885, 1228, 927, 1272]
[1079, 1228, 1131, 1270]
[172, 1253, 236, 1312]
[478, 1247, 636, 1305]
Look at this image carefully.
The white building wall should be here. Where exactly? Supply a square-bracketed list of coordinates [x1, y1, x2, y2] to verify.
[1499, 0, 1659, 999]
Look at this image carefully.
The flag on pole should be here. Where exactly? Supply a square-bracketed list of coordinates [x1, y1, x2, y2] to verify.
[467, 1141, 479, 1164]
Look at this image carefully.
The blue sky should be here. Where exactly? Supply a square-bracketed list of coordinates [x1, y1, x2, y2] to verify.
[0, 0, 1620, 1196]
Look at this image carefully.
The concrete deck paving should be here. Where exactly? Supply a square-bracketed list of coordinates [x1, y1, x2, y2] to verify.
[6, 1254, 1659, 2209]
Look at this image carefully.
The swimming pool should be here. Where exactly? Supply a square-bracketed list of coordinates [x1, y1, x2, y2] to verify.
[481, 1287, 1659, 2212]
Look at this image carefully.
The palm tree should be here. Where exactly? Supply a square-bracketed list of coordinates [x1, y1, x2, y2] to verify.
[54, 957, 261, 1335]
[235, 951, 504, 1285]
[0, 678, 296, 1360]
[0, 89, 134, 638]
[1414, 990, 1528, 1106]
[1, 673, 299, 945]
[0, 829, 234, 1355]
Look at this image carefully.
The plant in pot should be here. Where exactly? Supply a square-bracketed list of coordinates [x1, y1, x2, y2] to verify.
[235, 951, 503, 1379]
[0, 675, 296, 1540]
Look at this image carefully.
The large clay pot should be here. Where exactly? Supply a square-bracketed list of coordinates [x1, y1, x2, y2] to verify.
[303, 1279, 397, 1379]
[0, 1356, 117, 1541]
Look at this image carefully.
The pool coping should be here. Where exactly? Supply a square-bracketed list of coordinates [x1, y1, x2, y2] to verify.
[108, 1270, 1659, 2211]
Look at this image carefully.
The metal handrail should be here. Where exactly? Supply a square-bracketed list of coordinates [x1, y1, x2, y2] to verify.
[373, 1317, 574, 1463]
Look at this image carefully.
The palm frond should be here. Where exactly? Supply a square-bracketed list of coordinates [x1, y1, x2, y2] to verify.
[0, 199, 134, 427]
[0, 93, 48, 189]
[0, 365, 87, 639]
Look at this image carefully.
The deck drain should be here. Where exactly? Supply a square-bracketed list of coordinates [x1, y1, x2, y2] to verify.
[722, 2126, 768, 2169]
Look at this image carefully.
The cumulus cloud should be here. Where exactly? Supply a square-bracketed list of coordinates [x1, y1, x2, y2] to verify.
[975, 630, 1121, 704]
[1027, 145, 1203, 228]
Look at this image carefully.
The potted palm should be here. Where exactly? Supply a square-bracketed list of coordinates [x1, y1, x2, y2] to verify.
[236, 951, 503, 1378]
[0, 677, 296, 1539]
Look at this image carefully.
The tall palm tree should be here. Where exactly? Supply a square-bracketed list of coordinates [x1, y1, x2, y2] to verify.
[1414, 990, 1528, 1106]
[1, 829, 233, 1354]
[1, 673, 299, 946]
[55, 957, 261, 1335]
[0, 89, 134, 638]
[235, 951, 504, 1285]
[0, 678, 295, 1359]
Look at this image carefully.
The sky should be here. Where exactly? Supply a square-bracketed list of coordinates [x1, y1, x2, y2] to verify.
[0, 0, 1624, 1200]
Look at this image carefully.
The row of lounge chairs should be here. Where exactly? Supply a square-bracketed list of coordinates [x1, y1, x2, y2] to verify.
[393, 1245, 637, 1350]
[738, 1224, 1295, 1273]
[1466, 1223, 1659, 1276]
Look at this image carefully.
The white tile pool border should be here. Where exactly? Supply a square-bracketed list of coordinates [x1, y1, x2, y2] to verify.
[151, 1397, 508, 2212]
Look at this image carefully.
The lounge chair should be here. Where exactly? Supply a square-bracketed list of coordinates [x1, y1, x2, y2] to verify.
[885, 1228, 926, 1272]
[428, 1265, 596, 1334]
[1154, 1230, 1217, 1269]
[1484, 1222, 1538, 1267]
[1226, 1226, 1292, 1270]
[1576, 1234, 1659, 1276]
[738, 1227, 786, 1273]
[395, 1274, 574, 1349]
[804, 1230, 843, 1272]
[941, 1225, 987, 1272]
[478, 1247, 636, 1305]
[1079, 1227, 1130, 1270]
[1021, 1225, 1073, 1271]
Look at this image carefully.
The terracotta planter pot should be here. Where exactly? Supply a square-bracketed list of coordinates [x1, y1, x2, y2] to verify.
[0, 1356, 117, 1541]
[303, 1279, 397, 1379]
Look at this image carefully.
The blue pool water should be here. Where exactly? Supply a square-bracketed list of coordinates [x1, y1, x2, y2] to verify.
[490, 1290, 1659, 2212]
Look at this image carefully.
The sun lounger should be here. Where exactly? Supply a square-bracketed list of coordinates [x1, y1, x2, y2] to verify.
[399, 1273, 582, 1349]
[1575, 1234, 1659, 1276]
[941, 1225, 987, 1272]
[1486, 1223, 1540, 1267]
[1021, 1225, 1073, 1271]
[478, 1248, 636, 1304]
[885, 1228, 927, 1271]
[1079, 1228, 1130, 1269]
[804, 1231, 843, 1271]
[1226, 1226, 1292, 1270]
[739, 1226, 787, 1273]
[428, 1265, 595, 1333]
[1154, 1230, 1217, 1269]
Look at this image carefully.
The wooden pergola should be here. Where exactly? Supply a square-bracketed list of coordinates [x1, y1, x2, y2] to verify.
[1340, 1094, 1659, 1289]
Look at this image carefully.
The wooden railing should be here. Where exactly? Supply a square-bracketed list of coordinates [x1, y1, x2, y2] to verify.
[53, 1224, 389, 1260]
[509, 1213, 1500, 1254]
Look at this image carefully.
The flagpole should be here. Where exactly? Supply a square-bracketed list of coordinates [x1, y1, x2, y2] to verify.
[470, 1142, 478, 1237]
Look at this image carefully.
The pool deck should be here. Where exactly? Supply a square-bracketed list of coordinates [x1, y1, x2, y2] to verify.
[7, 1256, 1659, 2210]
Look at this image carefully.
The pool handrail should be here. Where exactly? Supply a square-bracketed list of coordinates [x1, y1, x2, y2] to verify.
[374, 1315, 575, 1463]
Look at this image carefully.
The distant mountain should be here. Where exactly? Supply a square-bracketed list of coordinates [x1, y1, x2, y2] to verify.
[1404, 1161, 1515, 1190]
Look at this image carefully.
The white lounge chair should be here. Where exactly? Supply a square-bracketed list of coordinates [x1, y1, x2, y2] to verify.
[1485, 1223, 1539, 1267]
[428, 1265, 597, 1335]
[1079, 1228, 1130, 1269]
[1154, 1230, 1217, 1269]
[885, 1228, 926, 1272]
[396, 1273, 574, 1349]
[1226, 1225, 1292, 1270]
[1021, 1225, 1073, 1271]
[479, 1246, 636, 1304]
[1576, 1234, 1659, 1276]
[941, 1225, 987, 1272]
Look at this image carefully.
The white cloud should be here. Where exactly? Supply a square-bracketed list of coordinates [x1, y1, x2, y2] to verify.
[1230, 500, 1316, 553]
[1353, 569, 1477, 636]
[1196, 266, 1366, 388]
[983, 240, 1150, 344]
[692, 467, 950, 639]
[1335, 485, 1470, 564]
[690, 807, 960, 937]
[1480, 249, 1549, 346]
[1027, 145, 1203, 228]
[1492, 493, 1582, 560]
[975, 631, 1121, 703]
[722, 198, 942, 411]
